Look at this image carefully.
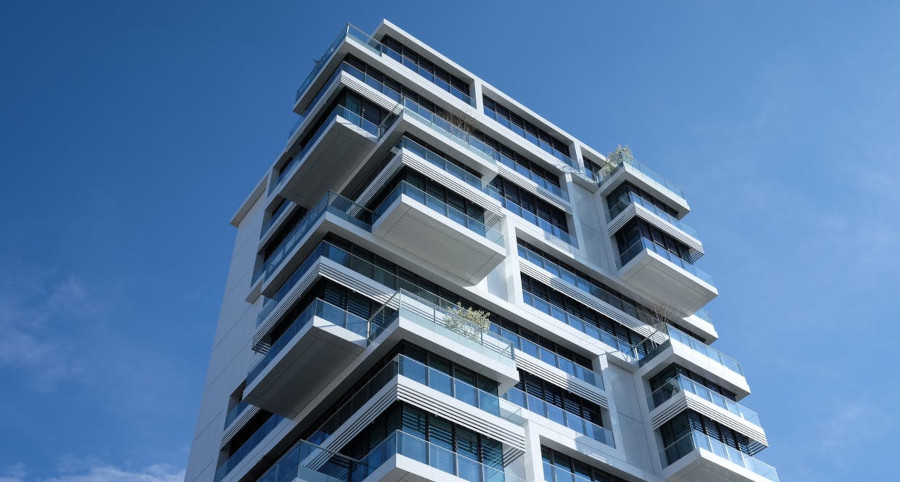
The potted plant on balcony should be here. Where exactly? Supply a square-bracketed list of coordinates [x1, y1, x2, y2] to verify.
[446, 302, 491, 342]
[600, 144, 634, 179]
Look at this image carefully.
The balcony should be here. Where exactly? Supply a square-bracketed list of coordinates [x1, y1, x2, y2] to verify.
[257, 437, 368, 482]
[357, 430, 526, 482]
[648, 375, 767, 451]
[254, 192, 372, 288]
[607, 193, 702, 252]
[369, 290, 519, 388]
[214, 412, 286, 482]
[372, 181, 506, 283]
[617, 237, 717, 314]
[598, 157, 690, 216]
[270, 104, 396, 206]
[491, 324, 602, 390]
[295, 24, 473, 113]
[395, 136, 499, 205]
[637, 325, 750, 398]
[265, 430, 525, 482]
[503, 386, 615, 449]
[307, 354, 523, 450]
[500, 197, 577, 249]
[661, 431, 778, 482]
[243, 299, 376, 417]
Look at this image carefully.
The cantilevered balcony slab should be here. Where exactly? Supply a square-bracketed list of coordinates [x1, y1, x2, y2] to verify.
[637, 327, 750, 399]
[372, 189, 506, 284]
[598, 159, 691, 217]
[272, 111, 380, 208]
[661, 432, 778, 482]
[648, 376, 767, 450]
[243, 307, 368, 418]
[617, 241, 717, 315]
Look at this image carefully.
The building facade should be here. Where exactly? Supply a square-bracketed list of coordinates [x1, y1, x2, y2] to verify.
[185, 20, 776, 482]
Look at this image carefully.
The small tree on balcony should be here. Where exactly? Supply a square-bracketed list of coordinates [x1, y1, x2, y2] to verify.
[446, 302, 491, 342]
[600, 144, 634, 178]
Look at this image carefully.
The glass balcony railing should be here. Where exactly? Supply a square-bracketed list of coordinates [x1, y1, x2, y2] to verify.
[497, 155, 569, 201]
[223, 399, 252, 428]
[517, 243, 644, 320]
[295, 24, 473, 106]
[248, 299, 376, 385]
[648, 375, 760, 426]
[400, 97, 498, 164]
[260, 200, 294, 239]
[277, 104, 386, 190]
[490, 324, 602, 390]
[600, 158, 686, 201]
[253, 191, 373, 289]
[257, 437, 369, 482]
[522, 290, 639, 363]
[661, 431, 778, 481]
[397, 355, 522, 423]
[639, 325, 743, 376]
[483, 105, 579, 173]
[607, 193, 698, 238]
[308, 354, 521, 447]
[498, 197, 577, 247]
[373, 180, 503, 246]
[369, 289, 516, 365]
[617, 237, 713, 285]
[694, 308, 713, 323]
[214, 413, 285, 482]
[396, 136, 487, 192]
[503, 387, 615, 448]
[356, 430, 525, 482]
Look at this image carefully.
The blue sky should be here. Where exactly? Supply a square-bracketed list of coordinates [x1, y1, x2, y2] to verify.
[0, 1, 897, 480]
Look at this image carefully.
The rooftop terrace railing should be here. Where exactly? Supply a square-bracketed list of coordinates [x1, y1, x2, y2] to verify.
[295, 24, 472, 106]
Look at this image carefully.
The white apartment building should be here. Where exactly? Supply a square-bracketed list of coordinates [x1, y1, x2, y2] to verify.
[185, 20, 776, 482]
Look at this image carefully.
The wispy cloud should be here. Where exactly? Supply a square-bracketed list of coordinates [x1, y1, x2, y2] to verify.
[0, 462, 184, 482]
[0, 263, 101, 391]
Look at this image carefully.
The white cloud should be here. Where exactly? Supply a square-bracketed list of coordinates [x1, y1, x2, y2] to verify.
[0, 463, 184, 482]
[0, 264, 98, 390]
[40, 464, 184, 482]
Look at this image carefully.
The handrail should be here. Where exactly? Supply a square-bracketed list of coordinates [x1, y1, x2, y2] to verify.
[357, 430, 526, 481]
[648, 375, 760, 425]
[295, 24, 473, 106]
[600, 158, 686, 201]
[503, 386, 615, 448]
[491, 324, 602, 389]
[617, 237, 712, 284]
[607, 192, 699, 238]
[248, 299, 372, 384]
[368, 289, 516, 362]
[660, 431, 778, 481]
[498, 195, 578, 247]
[253, 191, 372, 289]
[373, 180, 503, 246]
[308, 354, 521, 446]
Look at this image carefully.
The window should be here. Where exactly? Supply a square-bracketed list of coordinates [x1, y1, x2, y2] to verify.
[381, 36, 471, 101]
[483, 97, 572, 160]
